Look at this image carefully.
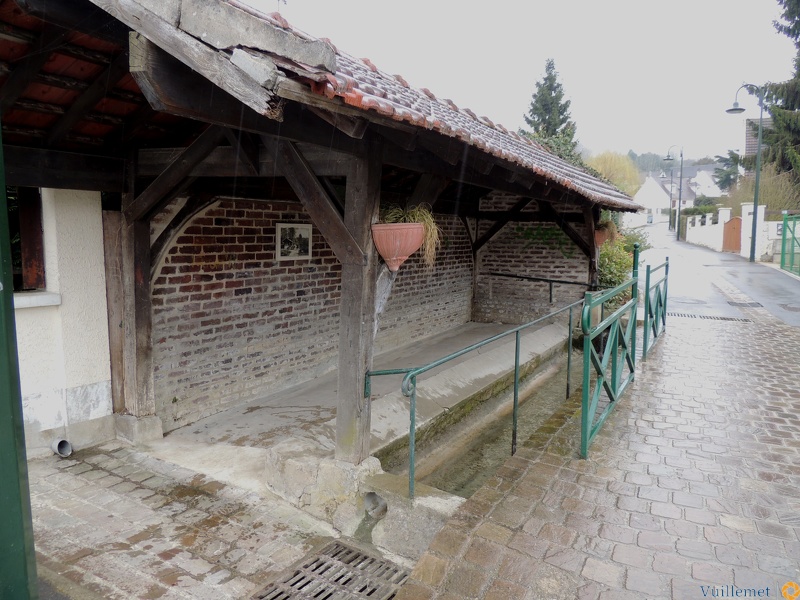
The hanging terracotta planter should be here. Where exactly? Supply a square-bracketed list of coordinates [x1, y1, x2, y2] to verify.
[594, 228, 610, 247]
[371, 223, 425, 271]
[594, 219, 617, 247]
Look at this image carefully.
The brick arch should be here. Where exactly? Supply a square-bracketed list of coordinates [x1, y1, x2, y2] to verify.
[149, 193, 218, 283]
[150, 197, 341, 431]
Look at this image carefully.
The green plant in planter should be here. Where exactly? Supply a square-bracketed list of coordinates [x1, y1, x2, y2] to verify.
[594, 218, 618, 245]
[379, 203, 441, 268]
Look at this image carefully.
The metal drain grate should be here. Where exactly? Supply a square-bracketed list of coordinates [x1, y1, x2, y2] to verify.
[727, 301, 763, 308]
[252, 541, 409, 600]
[667, 312, 752, 322]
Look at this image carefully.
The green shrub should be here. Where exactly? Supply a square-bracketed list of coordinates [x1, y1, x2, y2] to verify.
[618, 228, 651, 254]
[599, 237, 633, 291]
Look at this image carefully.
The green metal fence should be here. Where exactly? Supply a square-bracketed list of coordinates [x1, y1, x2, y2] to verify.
[580, 245, 639, 458]
[1, 129, 39, 598]
[366, 299, 584, 499]
[781, 214, 800, 277]
[642, 258, 669, 360]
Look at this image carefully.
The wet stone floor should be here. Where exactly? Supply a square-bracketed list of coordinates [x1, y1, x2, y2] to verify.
[30, 443, 336, 599]
[396, 291, 800, 600]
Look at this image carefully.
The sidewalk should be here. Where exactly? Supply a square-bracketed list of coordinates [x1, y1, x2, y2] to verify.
[396, 249, 800, 598]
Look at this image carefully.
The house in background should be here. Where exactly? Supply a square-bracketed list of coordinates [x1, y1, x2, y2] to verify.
[2, 0, 639, 469]
[625, 164, 723, 229]
[627, 172, 671, 227]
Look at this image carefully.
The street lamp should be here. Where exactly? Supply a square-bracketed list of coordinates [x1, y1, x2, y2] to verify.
[726, 83, 765, 263]
[664, 146, 683, 240]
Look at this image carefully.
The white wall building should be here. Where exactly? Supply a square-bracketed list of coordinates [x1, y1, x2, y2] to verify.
[14, 189, 115, 457]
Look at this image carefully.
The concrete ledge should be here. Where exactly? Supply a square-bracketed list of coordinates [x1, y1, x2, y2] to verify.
[371, 321, 568, 469]
[363, 473, 464, 562]
[115, 414, 164, 445]
[262, 437, 383, 532]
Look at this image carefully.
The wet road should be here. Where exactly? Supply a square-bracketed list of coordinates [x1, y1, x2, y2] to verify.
[641, 222, 800, 326]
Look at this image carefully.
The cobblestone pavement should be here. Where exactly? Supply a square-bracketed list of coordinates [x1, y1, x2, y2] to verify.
[30, 442, 336, 599]
[397, 280, 800, 599]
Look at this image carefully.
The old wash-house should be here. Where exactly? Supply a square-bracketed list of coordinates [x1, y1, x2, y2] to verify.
[1, 0, 639, 505]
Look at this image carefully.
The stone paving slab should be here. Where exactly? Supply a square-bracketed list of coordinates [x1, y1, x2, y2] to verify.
[397, 282, 800, 599]
[30, 442, 337, 599]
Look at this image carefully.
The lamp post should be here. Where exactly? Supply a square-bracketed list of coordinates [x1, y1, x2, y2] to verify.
[726, 84, 765, 263]
[664, 146, 683, 240]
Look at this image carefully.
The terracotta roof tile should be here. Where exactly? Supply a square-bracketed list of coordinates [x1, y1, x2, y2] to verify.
[259, 13, 638, 211]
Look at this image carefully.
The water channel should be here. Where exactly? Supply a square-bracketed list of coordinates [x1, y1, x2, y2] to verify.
[407, 351, 585, 498]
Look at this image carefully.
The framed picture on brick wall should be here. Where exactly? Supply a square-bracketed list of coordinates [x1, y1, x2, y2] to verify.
[276, 223, 313, 260]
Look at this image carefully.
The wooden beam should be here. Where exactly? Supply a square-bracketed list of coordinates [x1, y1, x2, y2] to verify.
[125, 125, 226, 221]
[121, 217, 155, 416]
[46, 52, 131, 146]
[137, 145, 351, 179]
[408, 173, 450, 210]
[0, 25, 70, 115]
[584, 204, 599, 286]
[223, 129, 260, 176]
[473, 197, 534, 252]
[308, 107, 368, 139]
[3, 146, 125, 191]
[17, 0, 130, 44]
[102, 210, 125, 413]
[537, 201, 592, 259]
[475, 210, 584, 223]
[93, 0, 275, 116]
[383, 140, 555, 201]
[336, 135, 384, 464]
[150, 194, 215, 278]
[372, 123, 417, 151]
[272, 139, 365, 265]
[128, 34, 364, 155]
[419, 135, 464, 166]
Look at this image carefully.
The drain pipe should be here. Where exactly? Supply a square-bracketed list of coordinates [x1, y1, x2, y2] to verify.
[50, 439, 73, 458]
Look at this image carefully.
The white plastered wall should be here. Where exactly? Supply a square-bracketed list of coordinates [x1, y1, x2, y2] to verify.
[14, 188, 114, 456]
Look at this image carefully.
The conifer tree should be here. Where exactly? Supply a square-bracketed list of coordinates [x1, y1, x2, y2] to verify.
[522, 59, 579, 162]
[761, 1, 800, 175]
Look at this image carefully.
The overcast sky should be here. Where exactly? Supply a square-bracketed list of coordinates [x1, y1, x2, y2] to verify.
[244, 0, 796, 161]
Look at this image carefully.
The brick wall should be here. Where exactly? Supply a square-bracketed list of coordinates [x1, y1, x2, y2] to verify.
[473, 193, 590, 323]
[151, 199, 341, 431]
[375, 214, 473, 352]
[151, 201, 473, 430]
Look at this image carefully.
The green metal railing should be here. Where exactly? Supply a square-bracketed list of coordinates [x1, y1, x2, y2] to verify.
[781, 214, 800, 277]
[1, 129, 39, 598]
[642, 258, 669, 360]
[366, 299, 584, 499]
[580, 245, 639, 458]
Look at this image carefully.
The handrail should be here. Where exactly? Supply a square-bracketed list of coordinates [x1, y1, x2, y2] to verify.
[489, 272, 597, 304]
[490, 272, 598, 288]
[642, 258, 669, 360]
[366, 298, 585, 499]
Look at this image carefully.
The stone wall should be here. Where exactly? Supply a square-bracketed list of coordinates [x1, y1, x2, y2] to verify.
[151, 200, 474, 430]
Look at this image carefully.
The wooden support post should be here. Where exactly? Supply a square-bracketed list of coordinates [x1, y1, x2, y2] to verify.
[103, 211, 125, 414]
[121, 218, 155, 417]
[335, 136, 383, 464]
[115, 168, 162, 442]
[584, 205, 599, 288]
